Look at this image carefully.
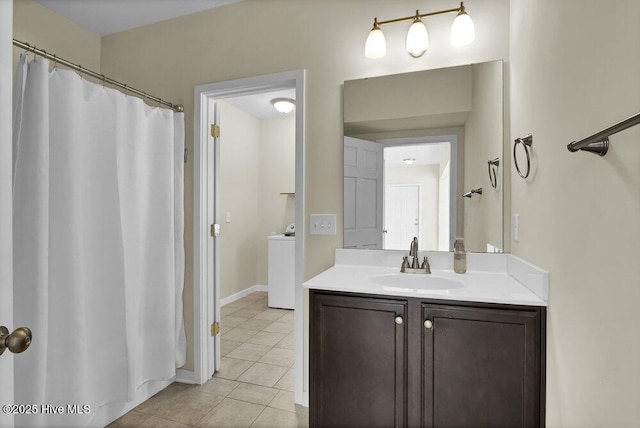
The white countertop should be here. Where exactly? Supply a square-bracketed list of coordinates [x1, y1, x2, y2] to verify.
[303, 249, 548, 307]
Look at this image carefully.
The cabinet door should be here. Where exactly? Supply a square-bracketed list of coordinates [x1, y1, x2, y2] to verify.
[421, 304, 543, 428]
[311, 292, 407, 428]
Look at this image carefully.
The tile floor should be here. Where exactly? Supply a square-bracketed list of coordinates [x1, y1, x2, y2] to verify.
[109, 291, 307, 428]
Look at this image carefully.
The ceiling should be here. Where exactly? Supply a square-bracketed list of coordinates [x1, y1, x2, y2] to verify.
[384, 144, 448, 168]
[224, 88, 297, 121]
[34, 0, 244, 36]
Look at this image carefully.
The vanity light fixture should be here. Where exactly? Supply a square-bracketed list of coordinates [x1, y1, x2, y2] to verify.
[364, 18, 386, 59]
[365, 1, 475, 59]
[403, 158, 416, 165]
[271, 98, 296, 113]
[406, 13, 429, 57]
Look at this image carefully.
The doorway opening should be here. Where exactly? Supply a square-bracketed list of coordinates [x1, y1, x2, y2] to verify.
[193, 70, 306, 405]
[383, 142, 452, 251]
[344, 134, 457, 251]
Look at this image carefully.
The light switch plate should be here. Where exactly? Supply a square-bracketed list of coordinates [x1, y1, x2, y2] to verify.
[310, 214, 337, 236]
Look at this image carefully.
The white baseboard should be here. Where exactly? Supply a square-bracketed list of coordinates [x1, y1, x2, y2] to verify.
[221, 284, 268, 306]
[175, 369, 196, 384]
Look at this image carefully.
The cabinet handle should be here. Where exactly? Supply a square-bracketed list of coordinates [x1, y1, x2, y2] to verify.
[424, 319, 433, 329]
[395, 316, 404, 325]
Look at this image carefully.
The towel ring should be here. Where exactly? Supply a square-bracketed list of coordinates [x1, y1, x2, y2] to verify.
[513, 134, 533, 179]
[487, 158, 500, 189]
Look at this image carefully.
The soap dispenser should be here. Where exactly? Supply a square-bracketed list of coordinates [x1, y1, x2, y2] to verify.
[453, 237, 466, 274]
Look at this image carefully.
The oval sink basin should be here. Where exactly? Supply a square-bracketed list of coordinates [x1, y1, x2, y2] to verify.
[370, 273, 464, 290]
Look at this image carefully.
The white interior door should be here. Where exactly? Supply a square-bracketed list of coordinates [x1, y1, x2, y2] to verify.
[343, 136, 383, 249]
[1, 2, 15, 425]
[384, 185, 420, 250]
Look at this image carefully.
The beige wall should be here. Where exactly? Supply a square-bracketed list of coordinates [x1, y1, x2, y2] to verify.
[99, 0, 510, 372]
[344, 64, 472, 134]
[463, 61, 503, 251]
[218, 101, 261, 299]
[256, 116, 296, 284]
[510, 0, 640, 426]
[13, 0, 101, 73]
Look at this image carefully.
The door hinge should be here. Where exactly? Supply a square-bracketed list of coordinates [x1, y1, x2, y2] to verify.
[211, 321, 220, 336]
[210, 223, 220, 237]
[210, 124, 220, 138]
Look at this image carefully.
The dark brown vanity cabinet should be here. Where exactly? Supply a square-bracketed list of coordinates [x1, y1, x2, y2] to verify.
[310, 290, 546, 428]
[310, 292, 408, 428]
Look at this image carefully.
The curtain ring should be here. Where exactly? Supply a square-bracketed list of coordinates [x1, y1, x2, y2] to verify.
[487, 158, 499, 189]
[513, 134, 533, 179]
[52, 54, 57, 70]
[101, 74, 106, 88]
[29, 44, 36, 61]
[78, 64, 83, 80]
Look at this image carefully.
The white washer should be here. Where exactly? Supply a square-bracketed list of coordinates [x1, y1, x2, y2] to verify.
[268, 234, 295, 309]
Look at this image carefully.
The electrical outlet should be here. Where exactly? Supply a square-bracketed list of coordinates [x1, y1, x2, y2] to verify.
[310, 214, 337, 236]
[513, 214, 519, 242]
[225, 211, 231, 223]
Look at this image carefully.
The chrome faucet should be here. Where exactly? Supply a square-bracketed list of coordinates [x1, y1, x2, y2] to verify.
[401, 237, 430, 274]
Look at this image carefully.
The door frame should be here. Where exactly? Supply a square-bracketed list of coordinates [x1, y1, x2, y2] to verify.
[193, 70, 306, 404]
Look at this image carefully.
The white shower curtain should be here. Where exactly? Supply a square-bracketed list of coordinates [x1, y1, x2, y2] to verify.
[12, 55, 186, 427]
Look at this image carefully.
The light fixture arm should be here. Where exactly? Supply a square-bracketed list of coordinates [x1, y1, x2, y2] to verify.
[373, 1, 465, 27]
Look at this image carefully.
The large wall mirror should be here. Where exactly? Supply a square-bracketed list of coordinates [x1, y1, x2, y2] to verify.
[343, 60, 505, 253]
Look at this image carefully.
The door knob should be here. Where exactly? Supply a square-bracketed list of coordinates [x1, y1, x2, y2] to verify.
[394, 316, 404, 325]
[424, 319, 433, 329]
[0, 326, 32, 356]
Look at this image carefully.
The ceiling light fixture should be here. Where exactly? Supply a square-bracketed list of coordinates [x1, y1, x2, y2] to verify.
[365, 1, 475, 59]
[403, 158, 416, 165]
[271, 98, 296, 113]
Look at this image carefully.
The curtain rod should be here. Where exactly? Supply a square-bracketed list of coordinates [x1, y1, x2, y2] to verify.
[13, 39, 184, 113]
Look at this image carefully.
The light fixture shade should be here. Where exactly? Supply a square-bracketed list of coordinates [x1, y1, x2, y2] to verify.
[365, 26, 386, 59]
[271, 98, 295, 113]
[450, 11, 475, 46]
[406, 19, 429, 57]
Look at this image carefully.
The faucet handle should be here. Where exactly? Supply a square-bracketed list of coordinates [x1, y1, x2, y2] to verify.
[421, 256, 431, 273]
[401, 256, 409, 272]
